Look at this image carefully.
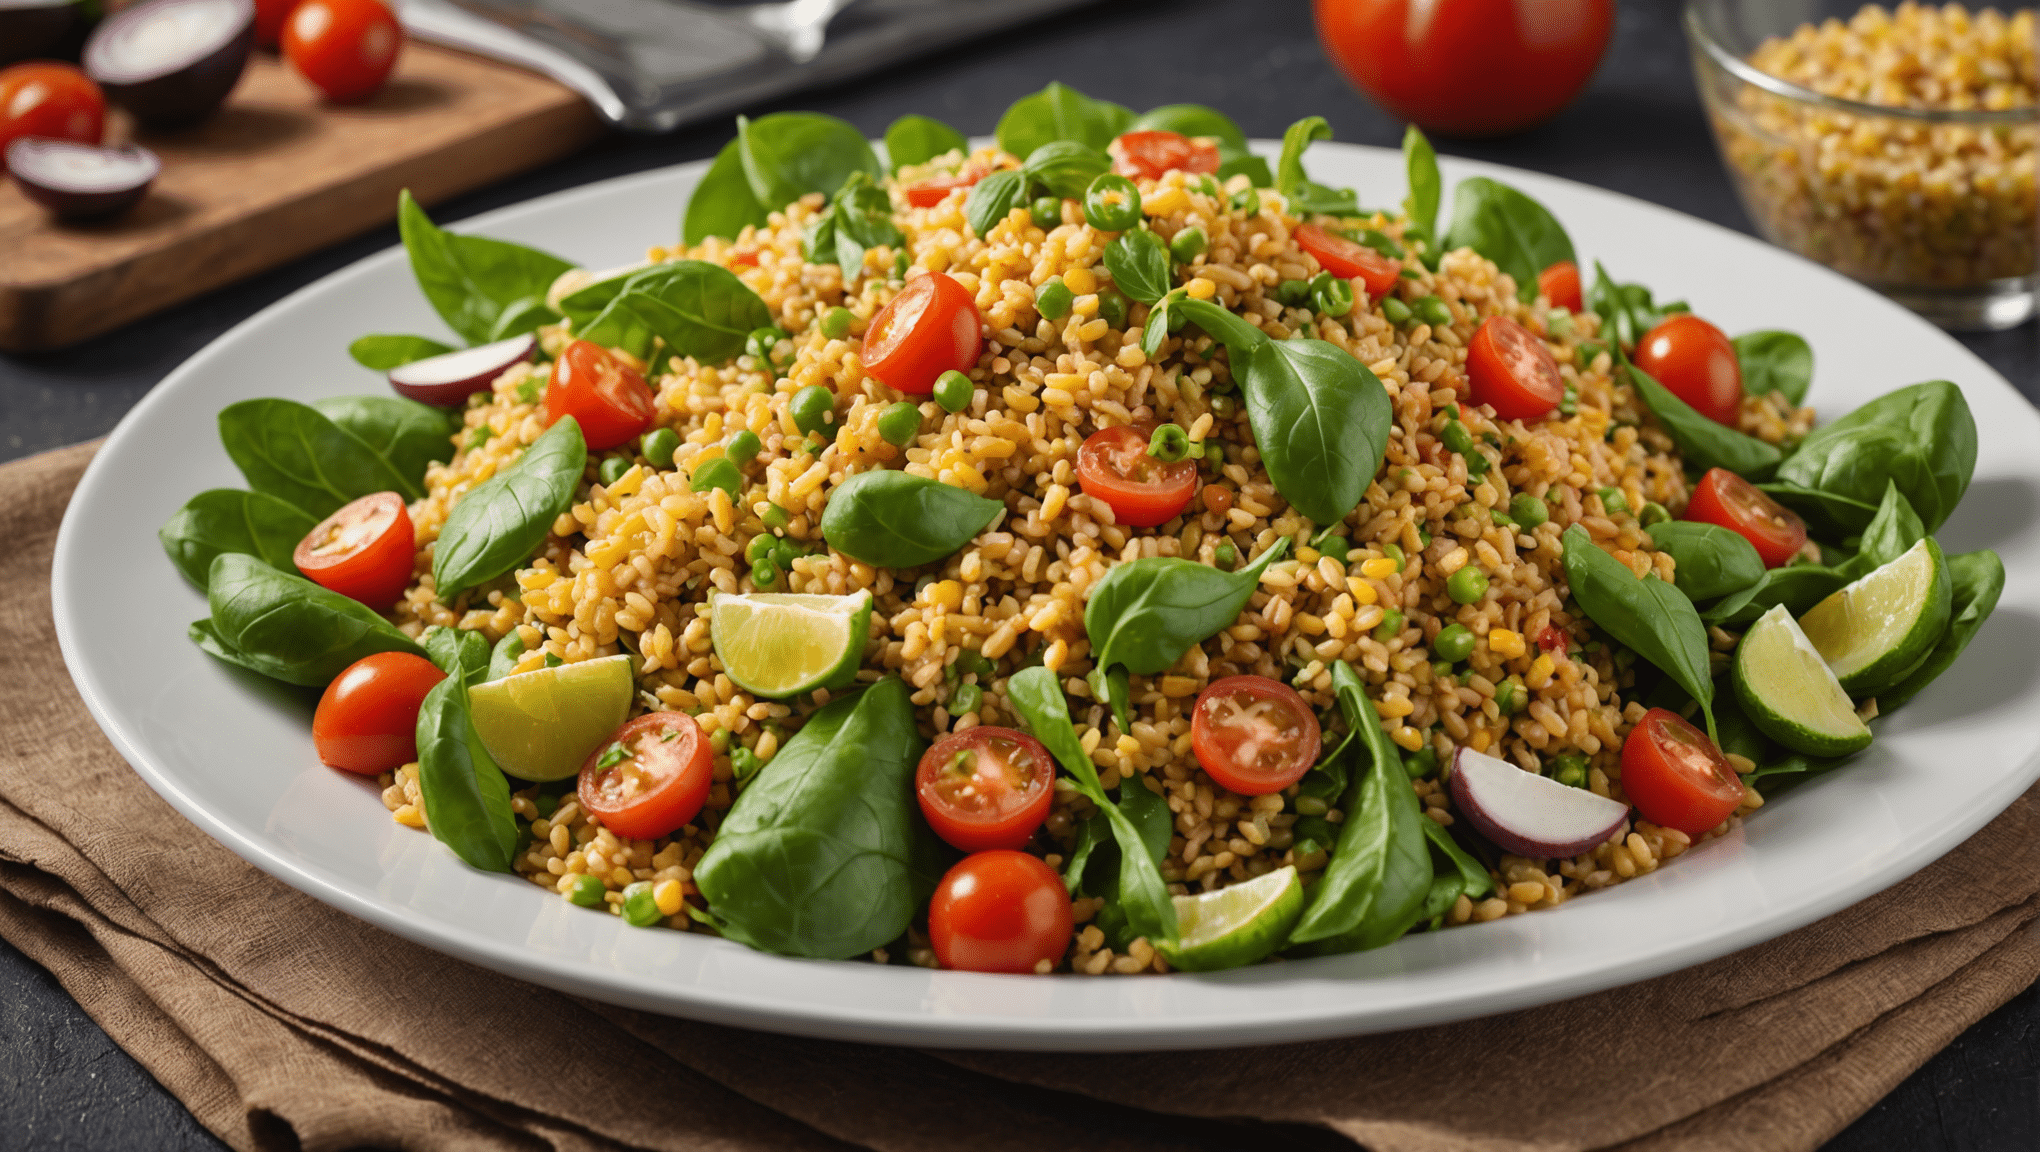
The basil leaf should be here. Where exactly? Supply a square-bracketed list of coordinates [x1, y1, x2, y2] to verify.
[819, 469, 1004, 569]
[1562, 525, 1716, 738]
[1127, 103, 1246, 149]
[1628, 360, 1782, 480]
[574, 288, 657, 363]
[1644, 520, 1765, 602]
[1215, 147, 1272, 188]
[159, 489, 316, 589]
[963, 169, 1029, 240]
[187, 618, 271, 678]
[803, 173, 904, 277]
[311, 394, 456, 489]
[1443, 177, 1575, 303]
[736, 111, 881, 212]
[1422, 818, 1491, 901]
[433, 416, 587, 597]
[1587, 262, 1689, 349]
[556, 265, 642, 331]
[397, 190, 573, 346]
[884, 113, 968, 172]
[1879, 549, 2004, 712]
[420, 625, 491, 687]
[414, 674, 518, 872]
[1021, 139, 1111, 200]
[1772, 379, 1976, 535]
[1160, 293, 1265, 363]
[683, 139, 771, 246]
[487, 629, 526, 682]
[486, 295, 557, 343]
[1733, 330, 1814, 405]
[1006, 666, 1176, 943]
[349, 334, 454, 371]
[1240, 338, 1394, 527]
[204, 553, 424, 686]
[994, 81, 1135, 160]
[1702, 562, 1849, 628]
[219, 398, 422, 516]
[1102, 227, 1172, 305]
[609, 260, 776, 367]
[1402, 125, 1440, 239]
[1275, 116, 1330, 200]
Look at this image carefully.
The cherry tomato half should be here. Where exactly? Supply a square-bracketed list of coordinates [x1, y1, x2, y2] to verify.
[1076, 424, 1197, 528]
[283, 0, 401, 104]
[1538, 260, 1583, 313]
[903, 162, 985, 208]
[1466, 315, 1564, 421]
[1293, 223, 1402, 299]
[1314, 0, 1614, 137]
[1685, 467, 1808, 569]
[313, 651, 445, 774]
[1191, 675, 1322, 796]
[1109, 130, 1220, 180]
[861, 272, 982, 395]
[545, 339, 657, 451]
[578, 711, 715, 841]
[293, 491, 416, 609]
[255, 0, 300, 47]
[1633, 314, 1742, 426]
[0, 62, 104, 155]
[916, 727, 1055, 852]
[927, 850, 1074, 974]
[1619, 707, 1744, 837]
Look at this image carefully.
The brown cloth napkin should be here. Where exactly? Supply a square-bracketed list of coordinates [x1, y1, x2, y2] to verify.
[4, 440, 2037, 1152]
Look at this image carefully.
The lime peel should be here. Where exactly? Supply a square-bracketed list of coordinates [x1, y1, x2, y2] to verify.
[468, 653, 634, 782]
[1799, 537, 1951, 697]
[1734, 604, 1872, 757]
[710, 590, 872, 699]
[1158, 864, 1304, 972]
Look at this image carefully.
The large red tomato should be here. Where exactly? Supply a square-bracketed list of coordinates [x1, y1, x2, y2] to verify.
[1313, 0, 1614, 137]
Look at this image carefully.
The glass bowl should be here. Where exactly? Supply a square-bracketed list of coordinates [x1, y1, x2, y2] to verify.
[1686, 0, 2037, 331]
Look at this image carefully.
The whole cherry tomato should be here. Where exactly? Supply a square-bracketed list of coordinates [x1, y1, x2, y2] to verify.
[1633, 314, 1743, 426]
[312, 651, 445, 774]
[0, 62, 104, 154]
[1466, 315, 1564, 421]
[293, 491, 416, 609]
[927, 850, 1074, 974]
[1619, 708, 1744, 837]
[861, 272, 982, 395]
[545, 339, 657, 451]
[1076, 424, 1197, 528]
[1684, 467, 1808, 569]
[1538, 260, 1583, 312]
[283, 0, 401, 104]
[255, 0, 301, 48]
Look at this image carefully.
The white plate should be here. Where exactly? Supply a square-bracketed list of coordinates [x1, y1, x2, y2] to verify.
[52, 143, 2040, 1051]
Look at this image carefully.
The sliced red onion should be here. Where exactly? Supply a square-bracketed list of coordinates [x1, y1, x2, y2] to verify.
[85, 0, 254, 131]
[1448, 746, 1631, 859]
[6, 138, 160, 220]
[388, 334, 538, 407]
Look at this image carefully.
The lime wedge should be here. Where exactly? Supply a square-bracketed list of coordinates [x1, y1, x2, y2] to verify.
[468, 653, 634, 782]
[1734, 605, 1873, 757]
[710, 591, 872, 699]
[1157, 865, 1304, 973]
[1798, 537, 1951, 697]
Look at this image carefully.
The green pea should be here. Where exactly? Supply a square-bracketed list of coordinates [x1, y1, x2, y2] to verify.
[709, 727, 732, 753]
[621, 881, 663, 927]
[1083, 173, 1142, 231]
[1441, 419, 1479, 456]
[1447, 564, 1489, 604]
[790, 385, 835, 436]
[690, 456, 740, 498]
[1229, 187, 1258, 214]
[1146, 423, 1193, 463]
[531, 791, 559, 817]
[1373, 607, 1406, 643]
[1096, 286, 1130, 330]
[951, 682, 983, 715]
[1381, 296, 1413, 325]
[1560, 384, 1579, 416]
[1495, 680, 1525, 715]
[1418, 528, 1432, 548]
[595, 456, 628, 485]
[1549, 753, 1589, 788]
[1413, 296, 1453, 327]
[639, 427, 679, 468]
[544, 652, 564, 668]
[1382, 542, 1406, 570]
[1210, 393, 1236, 419]
[730, 745, 764, 780]
[1214, 540, 1238, 569]
[1169, 226, 1208, 264]
[1276, 279, 1311, 306]
[820, 306, 854, 339]
[1508, 492, 1549, 528]
[958, 648, 994, 679]
[745, 534, 777, 565]
[1639, 501, 1672, 526]
[1597, 486, 1630, 515]
[1432, 661, 1454, 680]
[566, 874, 606, 907]
[745, 326, 788, 363]
[771, 536, 805, 567]
[1403, 745, 1439, 779]
[934, 369, 973, 413]
[1433, 623, 1476, 662]
[1030, 196, 1063, 229]
[750, 556, 780, 587]
[1036, 277, 1074, 321]
[877, 400, 922, 447]
[1311, 275, 1355, 318]
[761, 503, 790, 530]
[1317, 535, 1349, 561]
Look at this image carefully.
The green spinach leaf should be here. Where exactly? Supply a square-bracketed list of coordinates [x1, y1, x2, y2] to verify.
[1443, 177, 1575, 303]
[1239, 337, 1394, 526]
[803, 172, 904, 276]
[203, 553, 424, 686]
[1587, 263, 1688, 349]
[311, 394, 456, 489]
[1021, 139, 1111, 199]
[1402, 125, 1440, 239]
[683, 139, 771, 246]
[1879, 549, 2004, 712]
[736, 112, 881, 213]
[487, 629, 526, 682]
[1274, 116, 1358, 216]
[601, 260, 776, 368]
[1733, 330, 1814, 405]
[1702, 562, 1849, 628]
[486, 295, 557, 342]
[1628, 360, 1782, 480]
[1836, 481, 1927, 580]
[219, 398, 422, 515]
[819, 470, 1004, 569]
[1562, 525, 1716, 739]
[1102, 227, 1172, 305]
[884, 113, 968, 171]
[159, 489, 316, 589]
[420, 625, 492, 687]
[187, 618, 271, 678]
[964, 169, 1030, 239]
[349, 334, 454, 371]
[1645, 520, 1765, 603]
[1772, 380, 1977, 535]
[433, 416, 587, 597]
[397, 190, 573, 346]
[414, 673, 518, 872]
[995, 81, 1135, 160]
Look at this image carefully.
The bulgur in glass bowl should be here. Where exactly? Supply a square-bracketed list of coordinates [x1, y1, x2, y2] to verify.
[1686, 0, 2037, 330]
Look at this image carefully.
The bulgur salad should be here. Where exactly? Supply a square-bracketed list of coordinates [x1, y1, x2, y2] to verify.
[160, 86, 2001, 975]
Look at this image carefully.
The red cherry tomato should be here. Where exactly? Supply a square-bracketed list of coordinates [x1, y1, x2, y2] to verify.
[293, 491, 416, 609]
[1466, 315, 1564, 421]
[1076, 424, 1197, 528]
[1619, 708, 1744, 837]
[312, 651, 445, 774]
[1314, 0, 1614, 137]
[1537, 623, 1569, 653]
[1293, 223, 1402, 298]
[903, 162, 985, 208]
[1633, 314, 1743, 426]
[1685, 467, 1808, 569]
[861, 272, 982, 395]
[916, 727, 1055, 852]
[1109, 130, 1221, 180]
[927, 850, 1074, 974]
[0, 62, 104, 154]
[283, 0, 401, 104]
[1190, 675, 1322, 796]
[255, 0, 300, 47]
[1537, 260, 1583, 312]
[545, 339, 656, 451]
[577, 712, 715, 841]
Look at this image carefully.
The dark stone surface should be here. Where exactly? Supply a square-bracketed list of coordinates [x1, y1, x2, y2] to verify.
[1, 0, 2033, 1147]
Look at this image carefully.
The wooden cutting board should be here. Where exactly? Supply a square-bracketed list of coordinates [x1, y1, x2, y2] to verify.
[0, 41, 605, 353]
